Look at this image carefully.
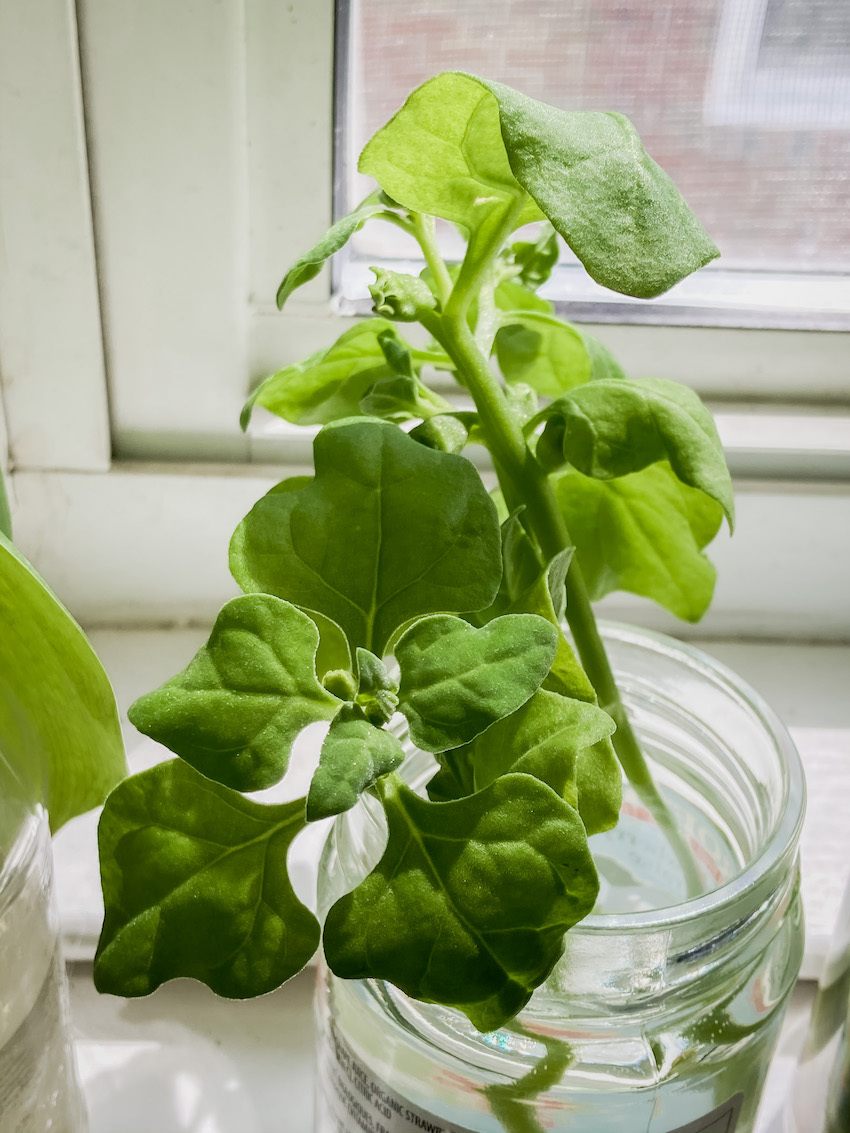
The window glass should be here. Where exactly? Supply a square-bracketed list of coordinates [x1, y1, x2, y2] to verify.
[339, 0, 850, 323]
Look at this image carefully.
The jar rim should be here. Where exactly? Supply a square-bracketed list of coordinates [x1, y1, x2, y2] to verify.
[577, 622, 805, 934]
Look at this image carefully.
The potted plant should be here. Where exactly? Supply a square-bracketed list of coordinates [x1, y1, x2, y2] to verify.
[0, 469, 125, 1131]
[94, 73, 805, 1132]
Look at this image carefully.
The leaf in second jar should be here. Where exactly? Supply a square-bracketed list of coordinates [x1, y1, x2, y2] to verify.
[323, 773, 598, 1033]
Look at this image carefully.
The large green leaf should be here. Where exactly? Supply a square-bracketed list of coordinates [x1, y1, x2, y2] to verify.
[496, 312, 625, 396]
[546, 377, 734, 525]
[231, 420, 502, 654]
[129, 595, 340, 792]
[361, 72, 717, 298]
[241, 321, 437, 429]
[0, 532, 125, 833]
[95, 759, 318, 998]
[0, 467, 11, 540]
[276, 191, 386, 310]
[450, 690, 614, 805]
[553, 463, 724, 622]
[306, 705, 404, 821]
[396, 613, 557, 752]
[359, 72, 540, 237]
[323, 773, 598, 1032]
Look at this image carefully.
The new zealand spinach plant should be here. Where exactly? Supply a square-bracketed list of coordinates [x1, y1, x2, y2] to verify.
[95, 73, 731, 1035]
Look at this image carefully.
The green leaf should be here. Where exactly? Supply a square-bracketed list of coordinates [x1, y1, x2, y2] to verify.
[95, 760, 318, 998]
[276, 191, 386, 309]
[547, 377, 734, 525]
[306, 705, 404, 821]
[0, 467, 11, 540]
[323, 773, 598, 1032]
[576, 739, 623, 837]
[231, 420, 502, 654]
[504, 382, 539, 426]
[495, 312, 624, 397]
[362, 72, 717, 297]
[354, 647, 398, 725]
[359, 73, 539, 238]
[478, 75, 718, 297]
[395, 613, 557, 752]
[241, 320, 428, 429]
[0, 532, 125, 834]
[359, 374, 439, 422]
[450, 690, 615, 803]
[506, 225, 559, 289]
[494, 278, 553, 315]
[476, 514, 595, 704]
[128, 595, 340, 792]
[409, 413, 475, 453]
[369, 268, 438, 322]
[553, 463, 724, 622]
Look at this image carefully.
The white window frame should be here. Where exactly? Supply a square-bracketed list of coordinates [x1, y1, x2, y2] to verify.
[1, 0, 849, 640]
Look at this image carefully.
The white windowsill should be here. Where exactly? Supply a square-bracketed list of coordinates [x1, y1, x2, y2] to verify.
[61, 627, 849, 1131]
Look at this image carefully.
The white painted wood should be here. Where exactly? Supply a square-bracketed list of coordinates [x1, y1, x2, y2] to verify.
[76, 0, 251, 460]
[245, 0, 335, 311]
[8, 464, 850, 638]
[0, 0, 111, 472]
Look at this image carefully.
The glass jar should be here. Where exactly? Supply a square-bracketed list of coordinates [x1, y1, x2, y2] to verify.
[0, 806, 87, 1132]
[314, 624, 805, 1133]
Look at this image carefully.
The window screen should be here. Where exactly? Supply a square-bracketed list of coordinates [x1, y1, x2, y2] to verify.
[336, 0, 850, 327]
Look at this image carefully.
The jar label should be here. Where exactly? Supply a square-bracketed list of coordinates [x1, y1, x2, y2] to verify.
[319, 1020, 743, 1133]
[668, 1094, 743, 1133]
[318, 1021, 477, 1133]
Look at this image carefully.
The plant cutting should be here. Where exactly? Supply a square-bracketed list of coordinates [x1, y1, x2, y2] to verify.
[94, 73, 804, 1132]
[0, 468, 126, 1131]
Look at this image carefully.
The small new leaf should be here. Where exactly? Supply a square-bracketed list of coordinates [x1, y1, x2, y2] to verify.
[231, 420, 502, 654]
[277, 191, 386, 309]
[128, 595, 340, 791]
[95, 760, 318, 998]
[554, 463, 724, 622]
[506, 225, 559, 289]
[396, 613, 557, 752]
[410, 413, 475, 453]
[547, 377, 734, 526]
[355, 647, 398, 725]
[370, 268, 438, 322]
[324, 773, 599, 1032]
[306, 705, 404, 821]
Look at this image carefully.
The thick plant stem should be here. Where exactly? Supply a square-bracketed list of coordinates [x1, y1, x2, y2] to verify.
[436, 314, 703, 897]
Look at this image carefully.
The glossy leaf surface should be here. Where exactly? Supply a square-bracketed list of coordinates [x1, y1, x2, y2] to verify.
[0, 532, 125, 833]
[231, 421, 502, 653]
[396, 613, 557, 752]
[95, 760, 318, 998]
[129, 595, 339, 791]
[323, 773, 598, 1032]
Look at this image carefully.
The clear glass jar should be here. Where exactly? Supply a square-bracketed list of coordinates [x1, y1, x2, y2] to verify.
[314, 625, 805, 1133]
[0, 806, 87, 1132]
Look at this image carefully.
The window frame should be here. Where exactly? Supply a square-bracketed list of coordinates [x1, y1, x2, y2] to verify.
[1, 0, 848, 642]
